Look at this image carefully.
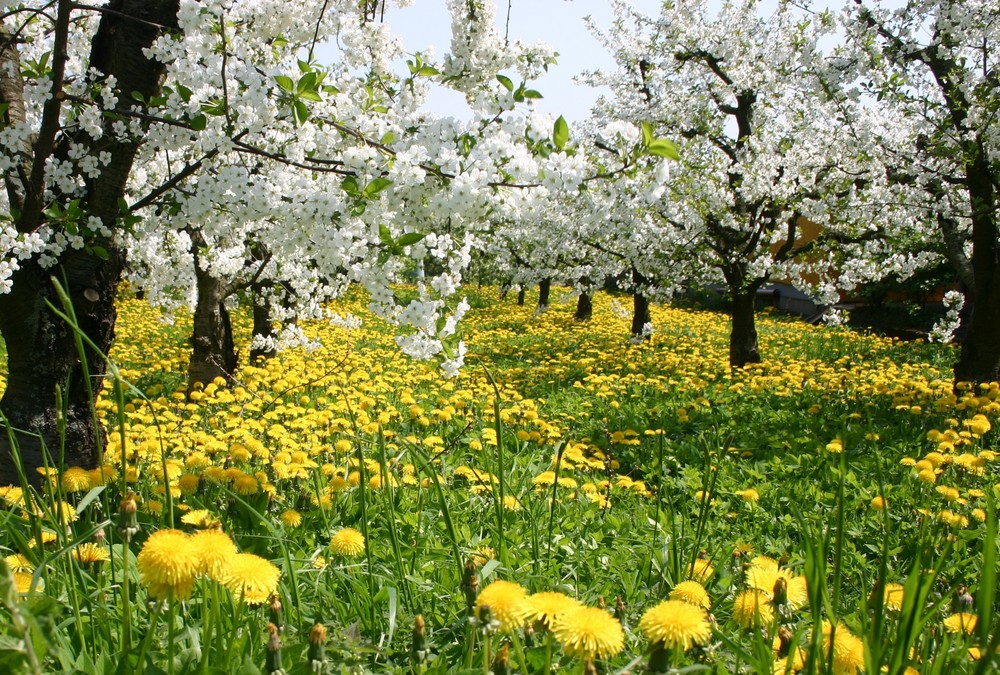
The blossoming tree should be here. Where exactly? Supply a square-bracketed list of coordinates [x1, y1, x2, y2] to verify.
[0, 0, 648, 483]
[589, 0, 932, 366]
[843, 0, 1000, 383]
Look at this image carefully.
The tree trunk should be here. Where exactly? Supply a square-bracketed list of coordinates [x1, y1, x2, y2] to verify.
[575, 291, 593, 320]
[517, 288, 525, 306]
[730, 290, 762, 367]
[187, 247, 238, 394]
[0, 0, 179, 486]
[538, 278, 551, 310]
[631, 268, 652, 340]
[250, 281, 278, 363]
[954, 159, 999, 385]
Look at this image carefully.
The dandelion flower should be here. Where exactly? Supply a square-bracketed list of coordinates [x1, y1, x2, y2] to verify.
[523, 591, 584, 630]
[280, 509, 303, 528]
[73, 543, 110, 565]
[551, 606, 625, 661]
[475, 580, 530, 631]
[222, 553, 281, 605]
[61, 467, 91, 493]
[733, 590, 775, 628]
[136, 529, 199, 601]
[821, 622, 865, 675]
[639, 599, 712, 651]
[330, 527, 366, 556]
[883, 583, 904, 612]
[736, 488, 760, 503]
[669, 580, 711, 609]
[232, 473, 259, 495]
[944, 613, 977, 635]
[181, 509, 219, 528]
[469, 546, 496, 567]
[870, 496, 886, 511]
[687, 558, 714, 582]
[13, 571, 40, 594]
[190, 528, 238, 581]
[4, 553, 33, 573]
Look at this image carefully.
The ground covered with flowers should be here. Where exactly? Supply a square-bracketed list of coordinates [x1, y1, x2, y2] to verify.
[1, 287, 998, 674]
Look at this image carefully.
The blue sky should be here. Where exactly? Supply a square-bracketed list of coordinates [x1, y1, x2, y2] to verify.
[353, 0, 664, 121]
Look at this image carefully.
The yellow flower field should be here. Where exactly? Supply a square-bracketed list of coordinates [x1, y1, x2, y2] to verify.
[0, 286, 997, 673]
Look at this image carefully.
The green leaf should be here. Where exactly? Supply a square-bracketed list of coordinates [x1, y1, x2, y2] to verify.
[274, 75, 295, 93]
[364, 177, 393, 198]
[647, 138, 680, 160]
[496, 74, 514, 92]
[87, 245, 109, 261]
[292, 99, 309, 126]
[553, 115, 569, 151]
[341, 176, 360, 195]
[521, 89, 543, 99]
[417, 65, 439, 77]
[378, 224, 394, 248]
[380, 132, 395, 146]
[641, 121, 654, 147]
[189, 114, 207, 131]
[397, 232, 425, 247]
[297, 90, 323, 102]
[297, 71, 318, 94]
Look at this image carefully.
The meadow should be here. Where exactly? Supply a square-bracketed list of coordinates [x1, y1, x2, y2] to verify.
[0, 286, 997, 674]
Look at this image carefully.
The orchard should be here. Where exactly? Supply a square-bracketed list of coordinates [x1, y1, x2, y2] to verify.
[1, 1, 998, 673]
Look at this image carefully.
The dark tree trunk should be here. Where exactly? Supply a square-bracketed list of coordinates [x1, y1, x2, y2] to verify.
[517, 289, 525, 306]
[730, 290, 762, 367]
[575, 291, 593, 320]
[631, 268, 652, 340]
[0, 0, 179, 487]
[187, 241, 238, 394]
[538, 278, 551, 310]
[249, 281, 278, 363]
[954, 160, 999, 385]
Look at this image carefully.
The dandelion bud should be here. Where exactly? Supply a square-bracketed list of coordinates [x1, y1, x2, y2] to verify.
[596, 596, 606, 610]
[94, 527, 106, 545]
[773, 577, 788, 607]
[118, 493, 139, 539]
[308, 622, 328, 670]
[461, 560, 479, 615]
[265, 623, 285, 675]
[269, 594, 284, 628]
[492, 643, 510, 675]
[955, 586, 974, 612]
[614, 595, 626, 624]
[777, 626, 793, 657]
[409, 614, 427, 665]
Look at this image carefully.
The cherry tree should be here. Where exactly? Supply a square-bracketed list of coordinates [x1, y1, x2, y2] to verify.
[588, 0, 934, 367]
[842, 0, 1000, 384]
[0, 0, 597, 484]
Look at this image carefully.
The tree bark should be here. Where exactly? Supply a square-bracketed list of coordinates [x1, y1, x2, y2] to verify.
[954, 157, 999, 385]
[187, 239, 238, 394]
[250, 280, 278, 363]
[575, 291, 593, 320]
[729, 289, 762, 367]
[0, 0, 179, 487]
[537, 278, 551, 310]
[630, 268, 652, 340]
[517, 288, 525, 306]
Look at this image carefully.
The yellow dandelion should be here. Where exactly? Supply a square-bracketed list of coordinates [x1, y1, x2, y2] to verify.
[669, 580, 711, 609]
[181, 509, 220, 528]
[883, 583, 905, 612]
[821, 622, 864, 675]
[136, 529, 199, 601]
[232, 473, 259, 495]
[470, 546, 496, 567]
[687, 558, 715, 582]
[61, 467, 91, 493]
[13, 571, 41, 594]
[522, 591, 584, 630]
[870, 496, 886, 511]
[476, 580, 530, 631]
[4, 553, 33, 573]
[639, 599, 712, 651]
[944, 613, 977, 635]
[736, 488, 760, 503]
[732, 590, 775, 628]
[221, 553, 281, 605]
[551, 606, 625, 661]
[72, 543, 111, 565]
[190, 528, 238, 581]
[330, 527, 365, 556]
[177, 473, 201, 496]
[503, 495, 521, 511]
[280, 509, 303, 528]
